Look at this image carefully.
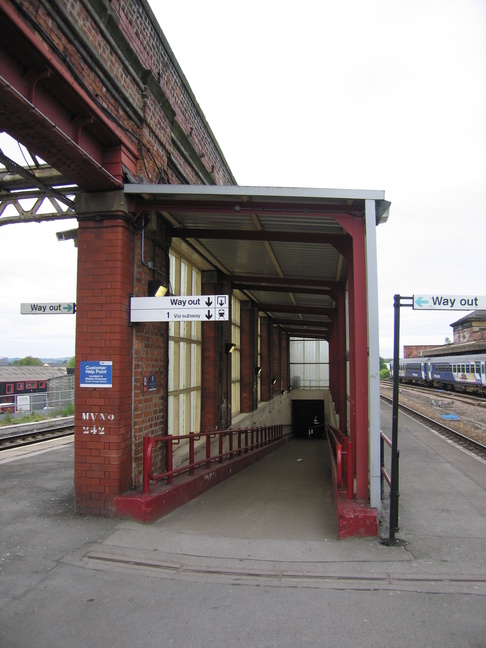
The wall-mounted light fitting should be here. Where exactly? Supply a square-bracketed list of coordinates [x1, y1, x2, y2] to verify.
[225, 343, 236, 354]
[272, 377, 278, 385]
[148, 279, 169, 297]
[255, 366, 262, 376]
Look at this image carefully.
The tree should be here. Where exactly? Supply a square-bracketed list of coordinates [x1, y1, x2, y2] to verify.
[379, 356, 390, 380]
[67, 356, 75, 368]
[12, 356, 43, 366]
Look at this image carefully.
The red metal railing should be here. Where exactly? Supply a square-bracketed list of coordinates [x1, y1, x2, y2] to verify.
[327, 424, 354, 500]
[143, 425, 283, 494]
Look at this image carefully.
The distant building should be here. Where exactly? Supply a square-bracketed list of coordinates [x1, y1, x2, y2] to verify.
[404, 310, 486, 358]
[0, 366, 67, 412]
[451, 310, 486, 345]
[404, 345, 441, 359]
[0, 357, 7, 366]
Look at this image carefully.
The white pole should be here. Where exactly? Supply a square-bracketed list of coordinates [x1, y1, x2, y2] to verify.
[365, 199, 381, 511]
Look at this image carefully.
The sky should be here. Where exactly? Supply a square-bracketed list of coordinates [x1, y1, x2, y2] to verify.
[1, 0, 485, 359]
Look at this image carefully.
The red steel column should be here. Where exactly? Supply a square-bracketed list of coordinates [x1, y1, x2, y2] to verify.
[334, 283, 347, 434]
[334, 217, 369, 502]
[352, 222, 369, 501]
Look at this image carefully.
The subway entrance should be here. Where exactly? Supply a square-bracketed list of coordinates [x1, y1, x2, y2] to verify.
[292, 399, 325, 439]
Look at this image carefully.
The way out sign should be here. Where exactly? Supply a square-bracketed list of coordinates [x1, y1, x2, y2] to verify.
[413, 295, 486, 310]
[130, 295, 229, 323]
[20, 302, 76, 314]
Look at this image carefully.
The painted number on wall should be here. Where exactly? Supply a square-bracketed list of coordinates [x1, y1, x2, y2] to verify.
[81, 412, 114, 435]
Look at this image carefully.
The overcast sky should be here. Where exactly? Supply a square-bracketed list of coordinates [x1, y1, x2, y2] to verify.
[1, 0, 485, 359]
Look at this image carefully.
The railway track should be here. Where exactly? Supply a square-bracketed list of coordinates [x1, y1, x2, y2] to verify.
[0, 417, 74, 451]
[381, 379, 486, 408]
[380, 394, 486, 460]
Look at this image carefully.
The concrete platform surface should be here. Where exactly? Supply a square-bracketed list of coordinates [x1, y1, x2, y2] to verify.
[0, 401, 485, 648]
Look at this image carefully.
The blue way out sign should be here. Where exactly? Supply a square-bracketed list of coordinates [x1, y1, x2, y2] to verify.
[413, 295, 486, 310]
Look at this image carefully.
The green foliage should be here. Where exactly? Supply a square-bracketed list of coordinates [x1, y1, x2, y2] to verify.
[379, 357, 390, 380]
[67, 356, 75, 368]
[12, 356, 43, 366]
[0, 411, 43, 427]
[62, 402, 75, 416]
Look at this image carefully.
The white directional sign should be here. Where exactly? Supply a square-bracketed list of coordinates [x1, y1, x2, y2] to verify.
[413, 295, 486, 310]
[130, 295, 229, 323]
[20, 302, 76, 314]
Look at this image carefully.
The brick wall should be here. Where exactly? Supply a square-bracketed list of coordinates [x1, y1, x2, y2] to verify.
[74, 217, 135, 515]
[6, 0, 243, 513]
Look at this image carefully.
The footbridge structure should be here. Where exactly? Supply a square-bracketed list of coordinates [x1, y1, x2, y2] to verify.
[0, 0, 390, 537]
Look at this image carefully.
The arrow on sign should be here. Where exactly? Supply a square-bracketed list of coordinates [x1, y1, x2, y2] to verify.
[414, 296, 429, 309]
[205, 311, 213, 320]
[62, 304, 75, 313]
[205, 298, 213, 307]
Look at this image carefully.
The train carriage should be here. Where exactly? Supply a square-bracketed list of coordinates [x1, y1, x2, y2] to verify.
[391, 353, 486, 395]
[397, 358, 428, 385]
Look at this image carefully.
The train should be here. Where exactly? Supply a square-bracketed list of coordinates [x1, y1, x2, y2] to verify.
[390, 353, 486, 395]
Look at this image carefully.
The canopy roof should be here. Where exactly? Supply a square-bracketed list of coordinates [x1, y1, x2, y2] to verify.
[125, 184, 390, 340]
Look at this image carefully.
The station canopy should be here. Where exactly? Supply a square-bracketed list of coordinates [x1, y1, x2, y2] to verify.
[125, 184, 390, 341]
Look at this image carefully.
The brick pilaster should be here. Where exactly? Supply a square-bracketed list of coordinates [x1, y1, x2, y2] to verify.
[240, 301, 258, 412]
[201, 271, 232, 430]
[260, 317, 272, 402]
[74, 196, 135, 515]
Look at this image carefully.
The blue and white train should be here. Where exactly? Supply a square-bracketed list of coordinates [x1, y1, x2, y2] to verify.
[390, 353, 486, 395]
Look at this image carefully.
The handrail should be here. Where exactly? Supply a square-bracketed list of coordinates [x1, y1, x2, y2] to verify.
[143, 424, 283, 494]
[380, 430, 393, 489]
[326, 424, 354, 500]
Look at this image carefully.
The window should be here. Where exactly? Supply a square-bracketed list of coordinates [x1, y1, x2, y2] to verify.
[168, 252, 201, 436]
[290, 338, 329, 388]
[39, 381, 47, 389]
[26, 381, 37, 389]
[17, 383, 24, 391]
[6, 383, 14, 394]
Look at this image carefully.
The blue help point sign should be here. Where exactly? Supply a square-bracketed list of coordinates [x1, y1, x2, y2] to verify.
[80, 361, 113, 388]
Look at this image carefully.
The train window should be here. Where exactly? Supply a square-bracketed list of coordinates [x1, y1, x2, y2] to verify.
[461, 365, 466, 374]
[25, 381, 37, 389]
[17, 382, 24, 391]
[476, 363, 481, 374]
[6, 383, 14, 394]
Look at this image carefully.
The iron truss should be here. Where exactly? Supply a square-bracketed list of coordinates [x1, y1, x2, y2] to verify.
[0, 149, 78, 226]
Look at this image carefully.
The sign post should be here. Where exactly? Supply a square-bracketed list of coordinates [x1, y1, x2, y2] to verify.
[387, 292, 486, 545]
[388, 295, 413, 545]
